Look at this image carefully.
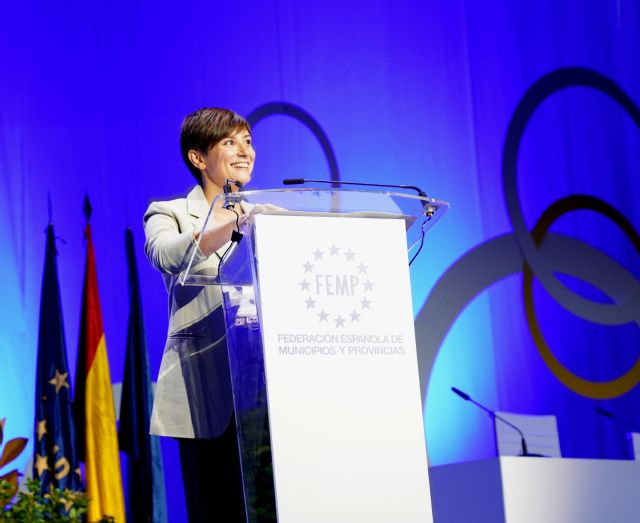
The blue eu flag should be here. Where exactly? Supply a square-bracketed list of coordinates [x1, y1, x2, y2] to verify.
[118, 228, 168, 523]
[34, 224, 81, 492]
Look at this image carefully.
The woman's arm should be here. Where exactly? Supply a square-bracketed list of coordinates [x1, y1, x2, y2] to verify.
[143, 201, 238, 275]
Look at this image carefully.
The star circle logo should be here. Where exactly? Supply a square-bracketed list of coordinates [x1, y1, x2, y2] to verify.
[299, 244, 374, 327]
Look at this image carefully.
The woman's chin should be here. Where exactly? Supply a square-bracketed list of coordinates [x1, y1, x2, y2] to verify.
[234, 172, 252, 186]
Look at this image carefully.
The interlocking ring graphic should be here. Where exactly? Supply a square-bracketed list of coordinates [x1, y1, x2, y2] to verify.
[505, 68, 640, 398]
[417, 67, 640, 400]
[504, 67, 640, 326]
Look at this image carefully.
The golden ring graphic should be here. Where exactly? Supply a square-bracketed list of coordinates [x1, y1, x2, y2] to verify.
[504, 67, 640, 325]
[524, 195, 640, 398]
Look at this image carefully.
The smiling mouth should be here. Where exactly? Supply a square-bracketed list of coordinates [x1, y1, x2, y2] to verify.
[231, 162, 250, 169]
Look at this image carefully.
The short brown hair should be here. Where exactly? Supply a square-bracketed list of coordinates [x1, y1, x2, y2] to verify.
[180, 107, 250, 183]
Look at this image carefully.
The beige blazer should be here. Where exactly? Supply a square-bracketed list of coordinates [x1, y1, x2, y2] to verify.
[144, 185, 233, 439]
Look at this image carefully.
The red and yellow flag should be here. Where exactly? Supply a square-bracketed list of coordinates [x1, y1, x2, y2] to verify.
[75, 223, 125, 522]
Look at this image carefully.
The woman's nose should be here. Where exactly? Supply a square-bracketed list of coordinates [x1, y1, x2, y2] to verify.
[237, 142, 250, 156]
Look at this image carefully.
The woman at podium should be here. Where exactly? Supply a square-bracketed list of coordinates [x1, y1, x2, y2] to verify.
[143, 107, 255, 522]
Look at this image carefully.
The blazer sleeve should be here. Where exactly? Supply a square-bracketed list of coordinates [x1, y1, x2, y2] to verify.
[143, 200, 208, 275]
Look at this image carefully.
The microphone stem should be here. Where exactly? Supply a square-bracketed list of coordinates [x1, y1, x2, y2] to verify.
[468, 398, 529, 456]
[289, 178, 427, 198]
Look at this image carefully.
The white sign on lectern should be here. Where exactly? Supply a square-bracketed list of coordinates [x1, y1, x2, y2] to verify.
[254, 213, 433, 523]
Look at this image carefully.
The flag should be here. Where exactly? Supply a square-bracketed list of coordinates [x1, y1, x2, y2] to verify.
[118, 228, 167, 523]
[33, 224, 81, 492]
[74, 222, 126, 522]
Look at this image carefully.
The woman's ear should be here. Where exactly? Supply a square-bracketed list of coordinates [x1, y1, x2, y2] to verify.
[188, 149, 206, 171]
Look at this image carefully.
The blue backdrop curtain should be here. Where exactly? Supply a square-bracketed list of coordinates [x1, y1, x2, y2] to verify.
[1, 1, 638, 521]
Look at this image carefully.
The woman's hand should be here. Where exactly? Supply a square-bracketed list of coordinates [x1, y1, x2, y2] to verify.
[238, 203, 287, 227]
[195, 203, 287, 257]
[194, 207, 239, 257]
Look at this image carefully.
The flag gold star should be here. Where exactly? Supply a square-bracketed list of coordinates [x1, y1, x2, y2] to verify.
[48, 369, 70, 393]
[35, 453, 49, 477]
[37, 419, 47, 441]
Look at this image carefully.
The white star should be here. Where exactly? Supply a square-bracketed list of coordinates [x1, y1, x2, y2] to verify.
[329, 244, 340, 256]
[334, 315, 345, 327]
[305, 297, 316, 309]
[302, 261, 314, 273]
[357, 262, 368, 274]
[350, 310, 361, 322]
[313, 249, 324, 260]
[345, 249, 355, 261]
[299, 279, 310, 292]
[318, 310, 329, 322]
[361, 297, 371, 309]
[364, 280, 374, 291]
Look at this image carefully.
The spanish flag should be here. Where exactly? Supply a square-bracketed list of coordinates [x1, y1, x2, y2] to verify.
[75, 221, 126, 522]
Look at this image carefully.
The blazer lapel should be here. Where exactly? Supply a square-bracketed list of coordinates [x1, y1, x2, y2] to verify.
[186, 185, 210, 230]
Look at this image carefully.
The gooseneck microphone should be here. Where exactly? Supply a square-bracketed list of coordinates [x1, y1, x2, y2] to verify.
[451, 387, 535, 457]
[221, 180, 244, 245]
[223, 180, 243, 210]
[595, 406, 638, 431]
[595, 406, 614, 419]
[282, 178, 428, 199]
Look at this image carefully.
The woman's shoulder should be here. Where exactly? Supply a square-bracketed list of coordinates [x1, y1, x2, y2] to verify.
[144, 196, 187, 223]
[144, 186, 203, 222]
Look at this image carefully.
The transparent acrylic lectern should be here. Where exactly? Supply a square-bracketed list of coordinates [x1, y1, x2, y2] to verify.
[180, 188, 449, 522]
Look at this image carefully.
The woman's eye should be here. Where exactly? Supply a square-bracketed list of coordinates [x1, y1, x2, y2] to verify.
[224, 139, 234, 145]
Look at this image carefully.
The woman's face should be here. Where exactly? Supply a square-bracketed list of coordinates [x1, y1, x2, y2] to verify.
[200, 128, 255, 190]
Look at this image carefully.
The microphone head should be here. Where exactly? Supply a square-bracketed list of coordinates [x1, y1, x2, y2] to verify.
[595, 406, 614, 418]
[283, 178, 305, 185]
[451, 387, 471, 401]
